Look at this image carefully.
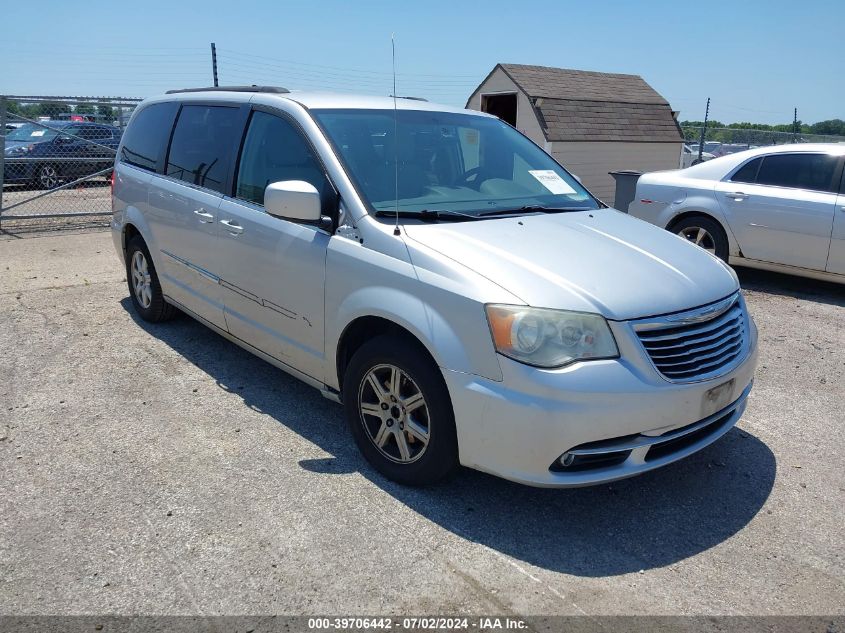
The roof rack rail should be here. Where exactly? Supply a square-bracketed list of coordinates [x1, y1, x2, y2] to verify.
[390, 95, 428, 102]
[165, 85, 290, 95]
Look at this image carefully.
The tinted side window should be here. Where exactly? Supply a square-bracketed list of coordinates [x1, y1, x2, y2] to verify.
[75, 126, 97, 140]
[120, 102, 179, 171]
[235, 111, 330, 208]
[756, 153, 838, 192]
[731, 157, 761, 183]
[166, 105, 240, 194]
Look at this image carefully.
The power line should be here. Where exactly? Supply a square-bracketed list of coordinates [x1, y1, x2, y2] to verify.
[216, 56, 477, 87]
[223, 48, 481, 79]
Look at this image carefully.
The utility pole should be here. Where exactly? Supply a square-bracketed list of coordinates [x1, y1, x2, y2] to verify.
[792, 107, 798, 142]
[697, 97, 710, 161]
[211, 43, 219, 87]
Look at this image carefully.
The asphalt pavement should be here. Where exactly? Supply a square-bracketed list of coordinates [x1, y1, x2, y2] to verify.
[1, 230, 843, 616]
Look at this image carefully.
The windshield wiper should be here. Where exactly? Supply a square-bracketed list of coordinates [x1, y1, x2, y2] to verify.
[374, 209, 480, 222]
[478, 205, 591, 217]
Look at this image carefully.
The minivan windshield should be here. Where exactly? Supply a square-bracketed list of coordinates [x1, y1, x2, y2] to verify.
[312, 109, 599, 217]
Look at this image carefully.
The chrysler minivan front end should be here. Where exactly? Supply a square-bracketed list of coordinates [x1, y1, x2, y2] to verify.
[442, 293, 757, 487]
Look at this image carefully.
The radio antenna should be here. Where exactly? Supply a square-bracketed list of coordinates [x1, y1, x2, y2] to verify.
[391, 34, 401, 236]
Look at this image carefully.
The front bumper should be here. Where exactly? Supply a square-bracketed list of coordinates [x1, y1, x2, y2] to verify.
[445, 315, 758, 487]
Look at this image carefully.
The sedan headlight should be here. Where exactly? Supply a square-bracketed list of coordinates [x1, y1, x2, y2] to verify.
[485, 304, 619, 368]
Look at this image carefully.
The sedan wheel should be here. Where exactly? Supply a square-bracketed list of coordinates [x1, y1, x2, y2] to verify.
[678, 226, 717, 255]
[38, 164, 60, 189]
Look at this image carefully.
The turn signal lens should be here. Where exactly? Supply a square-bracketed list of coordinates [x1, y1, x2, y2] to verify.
[485, 304, 619, 368]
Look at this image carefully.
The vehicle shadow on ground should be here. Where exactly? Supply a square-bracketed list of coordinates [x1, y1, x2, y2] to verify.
[122, 298, 776, 578]
[737, 266, 844, 307]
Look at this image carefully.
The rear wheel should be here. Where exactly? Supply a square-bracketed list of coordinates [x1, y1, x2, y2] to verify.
[671, 215, 729, 262]
[125, 235, 177, 322]
[342, 335, 458, 486]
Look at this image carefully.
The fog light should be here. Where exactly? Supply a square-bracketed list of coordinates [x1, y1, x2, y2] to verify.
[560, 452, 575, 467]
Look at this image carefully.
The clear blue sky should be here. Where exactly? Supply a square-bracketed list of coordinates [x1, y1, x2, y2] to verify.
[1, 0, 841, 125]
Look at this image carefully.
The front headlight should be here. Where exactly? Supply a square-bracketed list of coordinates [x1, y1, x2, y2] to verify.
[485, 304, 619, 368]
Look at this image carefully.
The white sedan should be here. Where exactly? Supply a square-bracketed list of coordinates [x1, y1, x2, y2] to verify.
[629, 144, 845, 284]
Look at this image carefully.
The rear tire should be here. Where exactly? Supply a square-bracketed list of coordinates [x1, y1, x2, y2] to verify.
[342, 334, 458, 486]
[670, 215, 729, 262]
[125, 235, 177, 322]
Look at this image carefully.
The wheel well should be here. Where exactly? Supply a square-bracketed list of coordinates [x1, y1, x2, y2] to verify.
[122, 223, 141, 253]
[336, 317, 436, 390]
[665, 210, 720, 232]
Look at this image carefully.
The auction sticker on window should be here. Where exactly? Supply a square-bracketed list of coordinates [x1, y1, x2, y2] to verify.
[528, 170, 577, 195]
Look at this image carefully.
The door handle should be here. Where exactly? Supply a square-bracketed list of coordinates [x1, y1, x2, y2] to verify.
[220, 219, 244, 235]
[194, 208, 214, 223]
[728, 192, 749, 201]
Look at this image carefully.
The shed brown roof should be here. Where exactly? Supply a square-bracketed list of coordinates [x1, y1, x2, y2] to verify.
[500, 64, 668, 105]
[479, 64, 683, 143]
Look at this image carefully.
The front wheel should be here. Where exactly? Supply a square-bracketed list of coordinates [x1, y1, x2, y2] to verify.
[342, 335, 458, 486]
[671, 215, 729, 262]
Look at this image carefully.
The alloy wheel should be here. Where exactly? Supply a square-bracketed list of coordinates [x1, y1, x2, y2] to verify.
[678, 226, 717, 254]
[39, 165, 59, 189]
[131, 250, 153, 309]
[358, 363, 430, 463]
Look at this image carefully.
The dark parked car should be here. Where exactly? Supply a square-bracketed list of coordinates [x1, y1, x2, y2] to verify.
[3, 121, 122, 189]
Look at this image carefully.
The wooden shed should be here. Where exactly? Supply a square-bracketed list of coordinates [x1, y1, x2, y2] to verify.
[465, 63, 684, 202]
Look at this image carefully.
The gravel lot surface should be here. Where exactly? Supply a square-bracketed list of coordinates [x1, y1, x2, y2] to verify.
[1, 229, 843, 616]
[1, 182, 111, 234]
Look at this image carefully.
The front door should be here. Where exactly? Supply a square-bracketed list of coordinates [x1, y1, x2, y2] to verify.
[715, 152, 840, 271]
[217, 109, 333, 380]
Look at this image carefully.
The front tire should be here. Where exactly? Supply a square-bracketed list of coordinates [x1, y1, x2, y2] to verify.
[125, 236, 177, 322]
[671, 215, 729, 262]
[342, 335, 458, 486]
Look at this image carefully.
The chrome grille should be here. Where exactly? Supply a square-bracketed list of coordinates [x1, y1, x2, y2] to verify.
[634, 294, 747, 382]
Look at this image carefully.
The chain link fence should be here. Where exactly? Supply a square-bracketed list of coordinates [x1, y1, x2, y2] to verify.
[681, 125, 845, 158]
[1, 95, 140, 231]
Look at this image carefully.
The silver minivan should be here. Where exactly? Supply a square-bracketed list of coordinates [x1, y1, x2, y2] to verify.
[112, 86, 758, 487]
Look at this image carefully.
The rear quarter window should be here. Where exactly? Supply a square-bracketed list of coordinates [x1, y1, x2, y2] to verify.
[119, 102, 179, 171]
[730, 157, 761, 184]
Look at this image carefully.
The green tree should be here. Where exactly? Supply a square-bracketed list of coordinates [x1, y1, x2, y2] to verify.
[37, 101, 70, 118]
[810, 119, 845, 135]
[97, 102, 115, 121]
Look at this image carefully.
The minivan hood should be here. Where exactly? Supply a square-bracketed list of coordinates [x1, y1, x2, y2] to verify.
[403, 209, 738, 321]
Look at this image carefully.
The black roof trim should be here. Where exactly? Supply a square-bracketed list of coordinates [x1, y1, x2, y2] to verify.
[165, 85, 290, 95]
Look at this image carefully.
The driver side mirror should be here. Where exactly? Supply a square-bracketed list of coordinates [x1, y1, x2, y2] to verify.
[265, 180, 331, 229]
